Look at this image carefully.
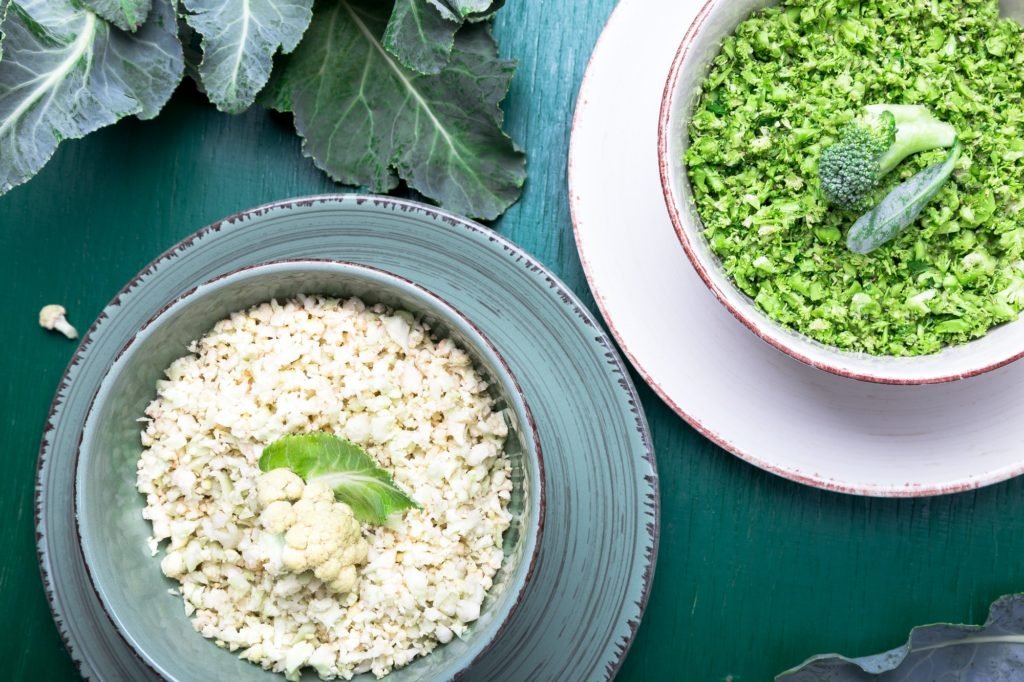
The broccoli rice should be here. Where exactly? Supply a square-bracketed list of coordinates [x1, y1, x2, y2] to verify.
[686, 0, 1024, 356]
[136, 295, 513, 680]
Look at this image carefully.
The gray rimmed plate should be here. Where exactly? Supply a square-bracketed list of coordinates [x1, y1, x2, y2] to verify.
[35, 195, 658, 681]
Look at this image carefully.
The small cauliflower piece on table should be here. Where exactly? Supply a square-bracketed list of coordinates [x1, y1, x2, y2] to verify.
[255, 470, 369, 595]
[38, 304, 78, 339]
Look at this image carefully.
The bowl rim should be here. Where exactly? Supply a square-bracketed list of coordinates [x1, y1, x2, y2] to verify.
[73, 257, 546, 681]
[656, 0, 1024, 386]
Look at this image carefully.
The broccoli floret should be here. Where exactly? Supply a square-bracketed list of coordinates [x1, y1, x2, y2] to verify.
[818, 123, 892, 210]
[818, 105, 957, 210]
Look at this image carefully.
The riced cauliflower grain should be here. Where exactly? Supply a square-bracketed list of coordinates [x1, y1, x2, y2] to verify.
[136, 296, 513, 680]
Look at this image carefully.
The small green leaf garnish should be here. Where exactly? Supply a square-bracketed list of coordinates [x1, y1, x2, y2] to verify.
[847, 141, 962, 255]
[259, 432, 420, 525]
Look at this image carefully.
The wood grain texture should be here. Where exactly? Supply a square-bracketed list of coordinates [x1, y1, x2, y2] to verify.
[3, 0, 1024, 680]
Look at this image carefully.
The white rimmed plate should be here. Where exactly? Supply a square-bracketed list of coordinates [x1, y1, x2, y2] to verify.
[569, 0, 1024, 496]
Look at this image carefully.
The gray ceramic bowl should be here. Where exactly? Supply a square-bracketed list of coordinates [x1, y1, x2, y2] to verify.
[74, 259, 544, 681]
[659, 0, 1024, 384]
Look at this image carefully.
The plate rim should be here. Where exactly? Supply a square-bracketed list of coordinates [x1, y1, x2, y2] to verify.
[567, 0, 1024, 498]
[35, 194, 660, 679]
[569, 0, 753, 490]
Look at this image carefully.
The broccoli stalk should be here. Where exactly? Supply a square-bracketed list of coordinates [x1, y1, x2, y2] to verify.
[873, 105, 958, 173]
[818, 105, 957, 210]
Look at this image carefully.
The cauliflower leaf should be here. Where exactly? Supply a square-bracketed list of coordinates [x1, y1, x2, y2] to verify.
[180, 0, 314, 113]
[259, 432, 420, 525]
[384, 0, 460, 75]
[80, 0, 152, 32]
[445, 0, 504, 20]
[0, 1, 8, 61]
[262, 0, 525, 221]
[0, 0, 183, 195]
[383, 0, 504, 75]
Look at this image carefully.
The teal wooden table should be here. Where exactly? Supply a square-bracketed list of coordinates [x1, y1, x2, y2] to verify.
[4, 2, 1024, 680]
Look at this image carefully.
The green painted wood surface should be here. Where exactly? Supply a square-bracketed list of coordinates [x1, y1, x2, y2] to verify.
[2, 2, 1024, 680]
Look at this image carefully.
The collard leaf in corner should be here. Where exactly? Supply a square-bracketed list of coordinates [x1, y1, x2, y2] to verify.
[0, 0, 183, 196]
[383, 0, 460, 75]
[181, 0, 314, 114]
[777, 594, 1024, 681]
[264, 0, 525, 221]
[80, 0, 153, 32]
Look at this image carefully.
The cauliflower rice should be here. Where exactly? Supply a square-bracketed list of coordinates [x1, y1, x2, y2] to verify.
[136, 295, 513, 680]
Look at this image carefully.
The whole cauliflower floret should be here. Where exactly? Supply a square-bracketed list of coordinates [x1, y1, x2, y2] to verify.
[255, 471, 369, 595]
[257, 468, 305, 506]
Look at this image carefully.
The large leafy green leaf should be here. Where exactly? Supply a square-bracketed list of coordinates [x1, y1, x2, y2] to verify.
[266, 0, 525, 220]
[383, 0, 459, 75]
[445, 0, 504, 21]
[413, 0, 505, 23]
[777, 594, 1024, 680]
[0, 0, 183, 196]
[382, 0, 504, 74]
[0, 1, 8, 60]
[424, 0, 457, 21]
[259, 432, 419, 525]
[80, 0, 152, 32]
[181, 0, 313, 114]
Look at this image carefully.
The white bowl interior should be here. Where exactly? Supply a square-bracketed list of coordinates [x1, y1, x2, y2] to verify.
[662, 0, 1024, 384]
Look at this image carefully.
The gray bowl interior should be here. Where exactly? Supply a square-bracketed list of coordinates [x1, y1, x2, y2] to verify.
[75, 262, 540, 681]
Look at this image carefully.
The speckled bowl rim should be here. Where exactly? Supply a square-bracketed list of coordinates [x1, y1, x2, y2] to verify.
[35, 194, 659, 681]
[72, 258, 546, 681]
[656, 0, 1024, 386]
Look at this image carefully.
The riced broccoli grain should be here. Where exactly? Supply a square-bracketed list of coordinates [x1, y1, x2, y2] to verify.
[686, 0, 1024, 355]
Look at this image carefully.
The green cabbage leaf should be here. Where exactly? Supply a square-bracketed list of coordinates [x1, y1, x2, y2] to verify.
[778, 594, 1024, 681]
[264, 0, 525, 220]
[0, 0, 524, 218]
[0, 0, 183, 195]
[383, 0, 503, 74]
[180, 0, 314, 113]
[80, 0, 152, 32]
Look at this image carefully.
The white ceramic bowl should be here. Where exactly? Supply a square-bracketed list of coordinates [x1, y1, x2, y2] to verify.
[658, 0, 1024, 385]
